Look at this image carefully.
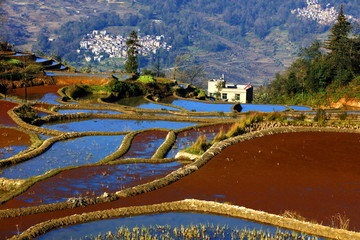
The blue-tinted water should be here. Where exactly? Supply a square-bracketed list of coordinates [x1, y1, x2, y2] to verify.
[45, 72, 110, 77]
[14, 53, 30, 56]
[166, 126, 226, 158]
[113, 74, 130, 80]
[167, 99, 234, 112]
[0, 145, 28, 160]
[57, 109, 123, 114]
[37, 111, 51, 117]
[0, 135, 125, 179]
[42, 119, 198, 132]
[38, 212, 319, 240]
[116, 96, 181, 111]
[60, 65, 66, 70]
[163, 98, 289, 113]
[16, 162, 182, 205]
[240, 104, 288, 112]
[137, 103, 180, 111]
[37, 93, 60, 105]
[289, 105, 311, 111]
[51, 61, 58, 66]
[35, 57, 49, 63]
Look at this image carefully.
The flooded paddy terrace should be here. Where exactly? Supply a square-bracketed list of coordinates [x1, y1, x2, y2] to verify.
[0, 127, 32, 160]
[38, 212, 318, 240]
[0, 88, 359, 239]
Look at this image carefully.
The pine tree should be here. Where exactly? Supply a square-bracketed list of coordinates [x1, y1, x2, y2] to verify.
[324, 5, 352, 53]
[324, 5, 354, 86]
[124, 31, 141, 74]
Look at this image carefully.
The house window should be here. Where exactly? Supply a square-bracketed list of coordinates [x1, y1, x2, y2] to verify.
[235, 94, 240, 101]
[222, 93, 227, 100]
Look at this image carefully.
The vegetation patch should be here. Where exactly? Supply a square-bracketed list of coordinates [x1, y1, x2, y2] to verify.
[64, 84, 90, 100]
[138, 75, 156, 84]
[13, 104, 38, 124]
[82, 223, 317, 240]
[184, 135, 210, 155]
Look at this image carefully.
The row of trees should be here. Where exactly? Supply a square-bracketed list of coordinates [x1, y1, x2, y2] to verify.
[256, 6, 360, 105]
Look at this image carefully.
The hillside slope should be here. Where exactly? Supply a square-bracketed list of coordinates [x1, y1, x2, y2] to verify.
[1, 0, 359, 86]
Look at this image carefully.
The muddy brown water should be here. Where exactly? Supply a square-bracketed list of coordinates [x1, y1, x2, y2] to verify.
[0, 128, 31, 149]
[1, 131, 360, 239]
[10, 85, 62, 100]
[0, 128, 31, 160]
[0, 101, 19, 126]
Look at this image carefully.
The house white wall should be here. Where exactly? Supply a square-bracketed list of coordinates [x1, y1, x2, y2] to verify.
[208, 79, 253, 103]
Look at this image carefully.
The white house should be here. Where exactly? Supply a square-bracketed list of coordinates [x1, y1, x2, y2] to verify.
[208, 76, 253, 103]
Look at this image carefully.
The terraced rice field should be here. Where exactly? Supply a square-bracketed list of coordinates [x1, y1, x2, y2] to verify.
[0, 85, 359, 240]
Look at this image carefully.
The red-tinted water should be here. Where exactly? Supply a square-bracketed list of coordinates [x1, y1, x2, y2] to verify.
[1, 131, 360, 239]
[0, 100, 19, 126]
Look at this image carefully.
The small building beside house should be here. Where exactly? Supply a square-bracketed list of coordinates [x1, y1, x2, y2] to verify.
[208, 76, 253, 103]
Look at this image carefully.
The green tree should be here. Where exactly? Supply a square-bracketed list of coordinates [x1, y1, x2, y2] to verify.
[324, 5, 353, 84]
[124, 31, 141, 74]
[298, 41, 323, 63]
[324, 5, 352, 54]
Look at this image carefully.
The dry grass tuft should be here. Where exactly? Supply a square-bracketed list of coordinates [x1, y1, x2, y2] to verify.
[330, 213, 350, 230]
[281, 210, 307, 222]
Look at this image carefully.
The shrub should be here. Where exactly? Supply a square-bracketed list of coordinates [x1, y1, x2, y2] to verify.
[246, 113, 264, 124]
[185, 135, 209, 155]
[65, 84, 89, 99]
[313, 109, 327, 124]
[197, 89, 206, 98]
[265, 112, 284, 121]
[108, 80, 145, 98]
[226, 120, 246, 138]
[14, 104, 38, 123]
[25, 64, 43, 75]
[211, 128, 227, 144]
[339, 111, 347, 120]
[138, 75, 156, 83]
[293, 113, 306, 121]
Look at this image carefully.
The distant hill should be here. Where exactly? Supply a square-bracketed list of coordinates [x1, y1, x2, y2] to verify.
[1, 0, 360, 87]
